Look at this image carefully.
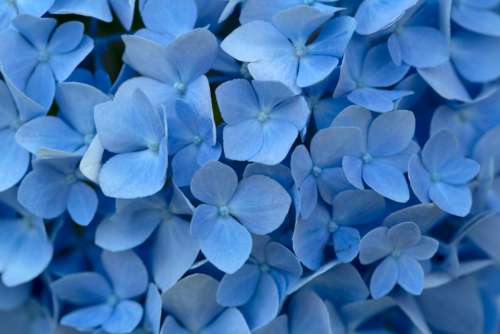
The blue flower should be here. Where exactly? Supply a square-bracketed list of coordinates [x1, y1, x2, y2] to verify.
[121, 28, 218, 120]
[0, 16, 93, 109]
[16, 82, 111, 182]
[50, 0, 136, 30]
[291, 126, 360, 218]
[221, 6, 356, 91]
[409, 130, 480, 217]
[51, 250, 148, 333]
[216, 79, 309, 165]
[95, 185, 199, 291]
[217, 236, 303, 329]
[190, 161, 291, 273]
[162, 274, 251, 334]
[0, 0, 54, 31]
[331, 107, 419, 202]
[0, 78, 45, 192]
[359, 221, 439, 298]
[137, 0, 197, 45]
[169, 101, 221, 186]
[94, 89, 168, 199]
[293, 189, 385, 269]
[17, 157, 98, 225]
[335, 38, 413, 113]
[0, 188, 52, 287]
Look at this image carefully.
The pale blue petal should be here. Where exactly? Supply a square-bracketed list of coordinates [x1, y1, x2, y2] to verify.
[429, 182, 472, 217]
[367, 110, 415, 157]
[0, 129, 29, 192]
[397, 255, 424, 295]
[359, 226, 392, 264]
[101, 250, 148, 299]
[51, 272, 111, 305]
[102, 300, 143, 334]
[217, 264, 260, 306]
[370, 256, 398, 299]
[387, 221, 421, 250]
[61, 304, 113, 330]
[190, 161, 238, 206]
[67, 182, 98, 226]
[355, 0, 418, 35]
[202, 308, 250, 334]
[240, 273, 280, 330]
[342, 156, 364, 190]
[333, 227, 360, 263]
[363, 160, 410, 202]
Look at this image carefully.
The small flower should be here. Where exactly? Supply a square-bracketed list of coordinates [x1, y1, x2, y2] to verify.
[359, 221, 439, 298]
[0, 15, 93, 108]
[409, 130, 480, 217]
[217, 236, 303, 329]
[332, 107, 419, 203]
[293, 189, 385, 269]
[51, 251, 148, 333]
[190, 161, 291, 273]
[95, 185, 199, 291]
[94, 89, 168, 199]
[217, 79, 309, 165]
[17, 157, 98, 225]
[222, 6, 356, 91]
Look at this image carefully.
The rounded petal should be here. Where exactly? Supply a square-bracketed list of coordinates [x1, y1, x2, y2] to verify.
[190, 161, 238, 206]
[217, 264, 260, 306]
[367, 110, 415, 157]
[229, 175, 291, 235]
[370, 256, 398, 299]
[333, 227, 360, 263]
[397, 255, 424, 295]
[359, 226, 392, 264]
[51, 272, 111, 305]
[429, 182, 472, 217]
[0, 129, 29, 192]
[363, 160, 410, 202]
[240, 273, 280, 329]
[67, 182, 98, 226]
[387, 221, 421, 250]
[102, 300, 143, 334]
[61, 304, 113, 330]
[101, 250, 148, 299]
[203, 308, 251, 334]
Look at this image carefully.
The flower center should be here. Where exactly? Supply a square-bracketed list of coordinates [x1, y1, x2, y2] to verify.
[107, 295, 118, 306]
[38, 47, 50, 62]
[362, 153, 373, 163]
[259, 263, 270, 272]
[430, 172, 441, 183]
[328, 220, 338, 233]
[312, 165, 322, 177]
[148, 142, 160, 153]
[257, 109, 270, 123]
[218, 205, 230, 217]
[173, 81, 186, 94]
[192, 135, 203, 145]
[294, 43, 308, 58]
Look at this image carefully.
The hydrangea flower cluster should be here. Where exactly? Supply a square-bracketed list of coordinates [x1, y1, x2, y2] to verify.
[1, 1, 500, 333]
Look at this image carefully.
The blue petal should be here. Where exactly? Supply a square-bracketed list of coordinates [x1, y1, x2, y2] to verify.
[229, 175, 291, 234]
[360, 43, 410, 87]
[311, 126, 363, 167]
[144, 284, 162, 334]
[101, 250, 148, 299]
[48, 35, 94, 82]
[109, 0, 136, 30]
[203, 308, 251, 334]
[332, 189, 386, 226]
[333, 226, 360, 263]
[397, 255, 424, 295]
[422, 130, 461, 173]
[367, 110, 415, 157]
[363, 160, 410, 202]
[217, 264, 260, 306]
[417, 61, 471, 102]
[429, 182, 472, 217]
[0, 129, 29, 192]
[342, 155, 364, 190]
[140, 0, 197, 39]
[67, 182, 98, 226]
[199, 216, 252, 273]
[387, 221, 421, 250]
[102, 300, 143, 334]
[48, 21, 84, 53]
[50, 0, 113, 22]
[190, 161, 238, 206]
[359, 226, 392, 264]
[51, 272, 112, 305]
[25, 63, 56, 109]
[216, 79, 260, 123]
[355, 0, 418, 35]
[289, 291, 331, 334]
[348, 88, 413, 113]
[390, 27, 449, 68]
[152, 217, 200, 291]
[240, 273, 280, 329]
[370, 256, 398, 299]
[162, 274, 223, 332]
[61, 304, 113, 331]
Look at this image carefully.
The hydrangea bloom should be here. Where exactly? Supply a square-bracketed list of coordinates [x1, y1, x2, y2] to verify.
[222, 6, 355, 91]
[359, 221, 438, 298]
[94, 89, 168, 199]
[190, 161, 291, 273]
[0, 15, 93, 108]
[1, 2, 500, 332]
[51, 251, 148, 333]
[95, 185, 199, 291]
[169, 101, 221, 186]
[409, 130, 480, 216]
[290, 126, 360, 218]
[293, 189, 385, 269]
[17, 157, 98, 225]
[217, 79, 309, 165]
[332, 107, 418, 202]
[217, 236, 302, 329]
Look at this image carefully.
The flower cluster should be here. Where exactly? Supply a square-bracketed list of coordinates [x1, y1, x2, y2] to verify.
[0, 0, 500, 333]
